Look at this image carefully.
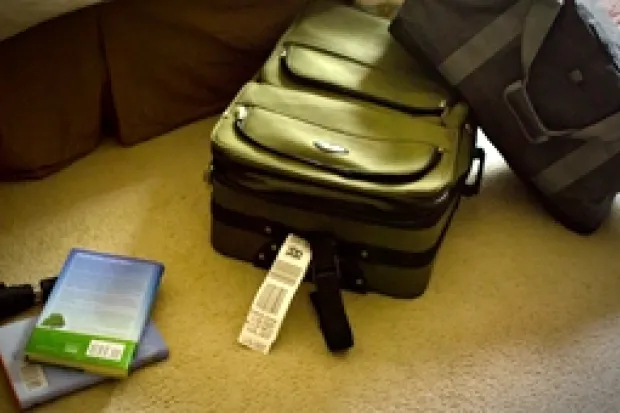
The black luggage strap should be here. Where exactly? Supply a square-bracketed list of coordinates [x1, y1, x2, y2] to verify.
[308, 236, 354, 353]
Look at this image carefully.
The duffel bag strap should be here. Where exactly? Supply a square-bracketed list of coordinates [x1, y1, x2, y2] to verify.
[437, 0, 563, 143]
[308, 237, 354, 353]
[438, 0, 533, 86]
[438, 0, 620, 143]
[505, 0, 620, 144]
[516, 0, 620, 194]
[436, 0, 620, 195]
[437, 0, 555, 87]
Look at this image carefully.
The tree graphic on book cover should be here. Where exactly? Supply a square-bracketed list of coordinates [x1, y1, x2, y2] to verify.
[41, 313, 65, 329]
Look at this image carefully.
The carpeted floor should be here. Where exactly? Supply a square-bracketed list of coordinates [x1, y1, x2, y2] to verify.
[0, 117, 619, 413]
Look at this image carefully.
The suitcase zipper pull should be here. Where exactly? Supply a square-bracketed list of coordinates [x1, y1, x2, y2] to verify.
[439, 99, 451, 126]
[235, 105, 248, 122]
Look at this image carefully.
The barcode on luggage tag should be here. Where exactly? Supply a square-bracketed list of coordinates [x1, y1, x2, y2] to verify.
[19, 361, 48, 391]
[238, 234, 312, 354]
[86, 340, 125, 361]
[255, 283, 287, 316]
[270, 260, 305, 286]
[244, 310, 278, 341]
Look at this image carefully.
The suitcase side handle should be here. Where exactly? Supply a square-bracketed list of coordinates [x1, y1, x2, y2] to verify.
[462, 147, 486, 197]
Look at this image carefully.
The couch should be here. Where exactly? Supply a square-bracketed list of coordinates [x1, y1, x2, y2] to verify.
[0, 0, 309, 181]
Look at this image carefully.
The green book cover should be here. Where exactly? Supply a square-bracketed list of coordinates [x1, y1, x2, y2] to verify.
[24, 248, 164, 379]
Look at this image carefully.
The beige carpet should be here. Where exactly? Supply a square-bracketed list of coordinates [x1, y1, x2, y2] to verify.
[1, 118, 619, 413]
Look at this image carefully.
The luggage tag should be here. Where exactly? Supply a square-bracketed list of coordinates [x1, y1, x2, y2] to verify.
[238, 234, 312, 354]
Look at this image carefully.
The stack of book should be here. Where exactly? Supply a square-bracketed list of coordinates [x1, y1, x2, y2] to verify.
[0, 248, 168, 411]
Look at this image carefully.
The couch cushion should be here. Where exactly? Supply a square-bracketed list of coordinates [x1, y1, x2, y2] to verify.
[0, 6, 106, 180]
[0, 0, 104, 42]
[101, 0, 310, 146]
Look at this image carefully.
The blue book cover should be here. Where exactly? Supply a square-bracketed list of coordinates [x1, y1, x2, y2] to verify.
[23, 248, 164, 378]
[0, 317, 169, 411]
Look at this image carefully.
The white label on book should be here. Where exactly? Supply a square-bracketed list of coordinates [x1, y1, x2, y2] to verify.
[19, 361, 48, 392]
[86, 340, 125, 361]
[238, 234, 312, 354]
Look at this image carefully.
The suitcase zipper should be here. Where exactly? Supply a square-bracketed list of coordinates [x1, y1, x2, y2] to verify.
[209, 154, 456, 229]
[233, 106, 443, 184]
[280, 45, 454, 117]
[211, 198, 462, 272]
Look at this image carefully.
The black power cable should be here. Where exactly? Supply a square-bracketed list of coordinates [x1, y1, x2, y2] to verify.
[0, 277, 58, 320]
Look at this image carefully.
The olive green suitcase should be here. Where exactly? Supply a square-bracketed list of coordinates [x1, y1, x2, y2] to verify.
[207, 0, 484, 351]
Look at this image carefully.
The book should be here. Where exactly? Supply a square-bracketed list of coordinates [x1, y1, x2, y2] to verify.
[1, 317, 169, 411]
[23, 248, 164, 378]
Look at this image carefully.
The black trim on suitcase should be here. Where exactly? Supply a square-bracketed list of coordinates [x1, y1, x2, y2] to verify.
[211, 158, 452, 229]
[251, 237, 369, 295]
[212, 201, 448, 270]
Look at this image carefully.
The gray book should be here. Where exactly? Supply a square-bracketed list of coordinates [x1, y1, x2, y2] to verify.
[0, 317, 169, 410]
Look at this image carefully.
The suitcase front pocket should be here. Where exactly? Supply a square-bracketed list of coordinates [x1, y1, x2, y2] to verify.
[235, 105, 442, 183]
[212, 82, 465, 201]
[281, 43, 451, 115]
[273, 1, 455, 115]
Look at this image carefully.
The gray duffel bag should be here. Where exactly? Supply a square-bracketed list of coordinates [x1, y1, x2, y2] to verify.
[390, 0, 620, 234]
